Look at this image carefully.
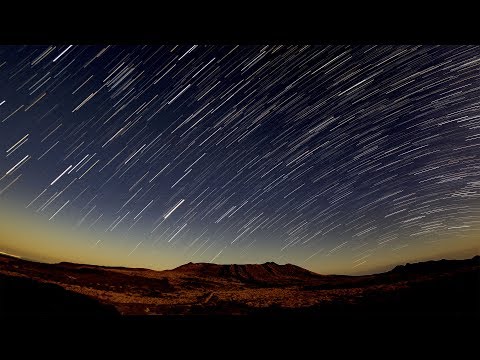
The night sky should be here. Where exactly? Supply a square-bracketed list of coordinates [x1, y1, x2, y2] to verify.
[0, 45, 478, 274]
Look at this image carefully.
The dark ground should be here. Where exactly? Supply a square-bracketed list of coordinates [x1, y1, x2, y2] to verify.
[0, 254, 478, 317]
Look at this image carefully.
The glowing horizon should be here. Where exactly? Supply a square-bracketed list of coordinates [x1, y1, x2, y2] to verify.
[1, 45, 479, 276]
[0, 199, 478, 275]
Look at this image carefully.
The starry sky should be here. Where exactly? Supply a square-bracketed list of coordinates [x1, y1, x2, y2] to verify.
[0, 45, 478, 274]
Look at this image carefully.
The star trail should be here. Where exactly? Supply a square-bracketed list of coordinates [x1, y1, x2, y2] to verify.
[0, 45, 479, 273]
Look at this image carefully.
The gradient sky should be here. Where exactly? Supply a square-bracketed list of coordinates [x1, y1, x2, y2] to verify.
[0, 45, 479, 275]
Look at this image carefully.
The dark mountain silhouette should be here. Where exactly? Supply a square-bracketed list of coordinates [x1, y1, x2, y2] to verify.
[0, 253, 478, 316]
[389, 255, 480, 275]
[58, 261, 151, 272]
[170, 261, 321, 286]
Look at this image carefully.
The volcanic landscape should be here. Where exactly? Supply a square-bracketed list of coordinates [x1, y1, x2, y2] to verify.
[0, 253, 478, 316]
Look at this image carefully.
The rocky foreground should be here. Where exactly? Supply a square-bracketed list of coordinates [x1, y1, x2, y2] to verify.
[0, 254, 478, 316]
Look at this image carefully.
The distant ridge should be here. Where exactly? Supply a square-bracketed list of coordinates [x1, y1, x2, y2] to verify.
[1, 253, 478, 315]
[0, 252, 478, 277]
[390, 255, 480, 274]
[171, 262, 322, 284]
[0, 251, 21, 259]
[57, 261, 151, 272]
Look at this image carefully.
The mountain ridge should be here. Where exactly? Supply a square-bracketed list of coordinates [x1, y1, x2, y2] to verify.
[1, 252, 478, 277]
[1, 253, 478, 316]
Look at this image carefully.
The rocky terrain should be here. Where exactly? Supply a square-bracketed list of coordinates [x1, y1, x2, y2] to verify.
[0, 253, 478, 316]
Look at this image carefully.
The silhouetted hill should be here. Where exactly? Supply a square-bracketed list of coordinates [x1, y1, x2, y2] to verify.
[389, 255, 480, 275]
[171, 261, 320, 286]
[0, 273, 119, 316]
[0, 253, 478, 316]
[57, 261, 151, 272]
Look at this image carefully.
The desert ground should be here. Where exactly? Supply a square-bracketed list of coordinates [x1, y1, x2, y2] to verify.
[0, 254, 478, 316]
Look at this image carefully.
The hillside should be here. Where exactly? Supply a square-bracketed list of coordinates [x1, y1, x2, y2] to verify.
[0, 254, 478, 316]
